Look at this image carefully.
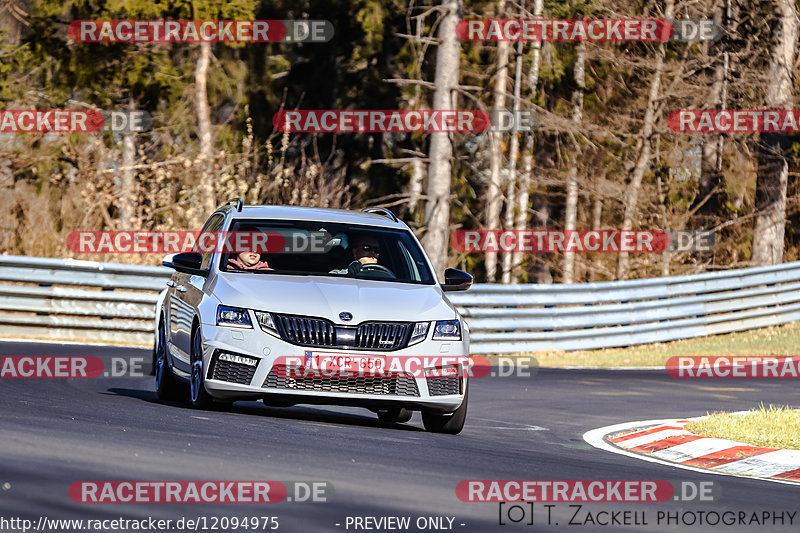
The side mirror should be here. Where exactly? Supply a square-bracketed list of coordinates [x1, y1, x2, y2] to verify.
[441, 268, 473, 292]
[163, 252, 207, 276]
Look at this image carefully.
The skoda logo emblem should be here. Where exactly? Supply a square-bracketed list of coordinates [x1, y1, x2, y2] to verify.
[339, 312, 353, 321]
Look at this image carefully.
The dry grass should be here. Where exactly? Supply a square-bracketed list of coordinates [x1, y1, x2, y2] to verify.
[506, 321, 800, 368]
[685, 405, 800, 450]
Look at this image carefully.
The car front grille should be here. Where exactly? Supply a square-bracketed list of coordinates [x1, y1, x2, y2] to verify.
[427, 377, 461, 396]
[271, 313, 412, 351]
[209, 357, 257, 386]
[263, 369, 420, 396]
[273, 314, 336, 346]
[354, 322, 412, 350]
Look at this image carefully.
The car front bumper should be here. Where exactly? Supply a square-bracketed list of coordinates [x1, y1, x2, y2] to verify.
[199, 323, 469, 413]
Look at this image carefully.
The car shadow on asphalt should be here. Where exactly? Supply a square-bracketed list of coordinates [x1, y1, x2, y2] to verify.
[238, 402, 425, 432]
[104, 387, 425, 432]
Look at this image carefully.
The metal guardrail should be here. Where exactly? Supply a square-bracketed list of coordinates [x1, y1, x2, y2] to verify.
[0, 255, 171, 345]
[0, 254, 798, 352]
[449, 261, 800, 354]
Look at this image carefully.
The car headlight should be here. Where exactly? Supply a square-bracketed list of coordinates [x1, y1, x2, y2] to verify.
[254, 311, 279, 336]
[408, 322, 430, 345]
[216, 306, 252, 328]
[433, 319, 461, 340]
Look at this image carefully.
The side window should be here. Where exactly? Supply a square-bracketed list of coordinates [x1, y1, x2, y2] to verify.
[200, 213, 225, 269]
[397, 241, 420, 281]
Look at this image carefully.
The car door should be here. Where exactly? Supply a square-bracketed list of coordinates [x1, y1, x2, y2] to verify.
[168, 212, 224, 372]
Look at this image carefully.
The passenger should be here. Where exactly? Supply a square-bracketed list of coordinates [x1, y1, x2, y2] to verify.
[228, 250, 272, 271]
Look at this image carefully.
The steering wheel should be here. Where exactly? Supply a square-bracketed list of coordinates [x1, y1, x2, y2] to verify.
[359, 263, 396, 279]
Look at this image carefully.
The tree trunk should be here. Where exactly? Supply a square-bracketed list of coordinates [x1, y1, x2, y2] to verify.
[511, 0, 544, 283]
[696, 56, 727, 229]
[195, 41, 215, 215]
[616, 0, 674, 279]
[118, 97, 137, 230]
[531, 194, 551, 283]
[696, 0, 727, 230]
[562, 41, 585, 284]
[484, 0, 510, 282]
[657, 168, 671, 276]
[590, 190, 602, 281]
[408, 157, 425, 215]
[422, 0, 462, 277]
[501, 28, 525, 284]
[752, 0, 798, 265]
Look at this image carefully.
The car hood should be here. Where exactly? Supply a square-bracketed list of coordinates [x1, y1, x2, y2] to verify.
[212, 273, 457, 324]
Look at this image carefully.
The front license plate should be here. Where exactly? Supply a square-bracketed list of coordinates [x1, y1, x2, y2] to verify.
[310, 352, 386, 374]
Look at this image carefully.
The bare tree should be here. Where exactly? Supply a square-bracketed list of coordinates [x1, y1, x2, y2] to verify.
[485, 0, 511, 281]
[590, 183, 604, 280]
[562, 41, 586, 283]
[617, 0, 675, 279]
[118, 97, 137, 229]
[422, 0, 462, 277]
[501, 8, 525, 284]
[118, 136, 136, 228]
[408, 158, 425, 213]
[195, 41, 215, 216]
[511, 0, 544, 283]
[530, 194, 551, 283]
[751, 0, 798, 265]
[696, 0, 729, 229]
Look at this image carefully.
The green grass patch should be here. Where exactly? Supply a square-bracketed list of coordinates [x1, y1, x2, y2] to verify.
[685, 404, 800, 450]
[503, 321, 800, 368]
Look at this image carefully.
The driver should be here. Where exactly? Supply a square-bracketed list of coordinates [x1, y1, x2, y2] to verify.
[352, 236, 380, 267]
[330, 236, 382, 275]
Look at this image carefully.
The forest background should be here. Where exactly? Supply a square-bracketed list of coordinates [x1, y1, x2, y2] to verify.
[0, 0, 798, 284]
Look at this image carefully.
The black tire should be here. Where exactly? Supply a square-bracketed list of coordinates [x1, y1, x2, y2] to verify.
[377, 408, 413, 424]
[422, 385, 468, 434]
[155, 317, 184, 402]
[190, 325, 214, 409]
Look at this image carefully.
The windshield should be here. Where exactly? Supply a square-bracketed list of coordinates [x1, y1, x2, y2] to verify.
[219, 219, 435, 285]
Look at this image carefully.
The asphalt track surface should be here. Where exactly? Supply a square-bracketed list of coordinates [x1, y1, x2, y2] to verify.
[2, 341, 800, 533]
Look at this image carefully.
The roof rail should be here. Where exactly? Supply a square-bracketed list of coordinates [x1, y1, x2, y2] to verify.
[224, 198, 243, 212]
[361, 207, 399, 223]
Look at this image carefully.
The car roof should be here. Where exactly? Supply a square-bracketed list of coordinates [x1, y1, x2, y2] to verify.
[221, 205, 408, 230]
